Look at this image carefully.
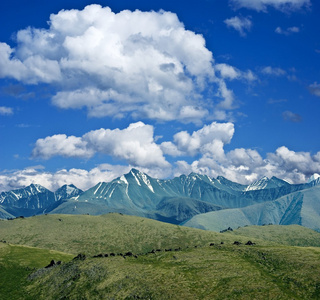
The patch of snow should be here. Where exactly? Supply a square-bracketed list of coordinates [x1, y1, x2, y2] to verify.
[131, 170, 141, 186]
[10, 191, 20, 200]
[308, 173, 320, 183]
[245, 176, 269, 191]
[109, 186, 116, 198]
[206, 176, 213, 183]
[120, 175, 128, 185]
[66, 185, 75, 195]
[93, 182, 102, 195]
[140, 173, 154, 193]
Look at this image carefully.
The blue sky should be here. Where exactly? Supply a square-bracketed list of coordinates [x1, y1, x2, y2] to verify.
[0, 0, 319, 191]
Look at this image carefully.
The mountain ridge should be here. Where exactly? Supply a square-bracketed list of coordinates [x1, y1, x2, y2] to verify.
[1, 169, 319, 230]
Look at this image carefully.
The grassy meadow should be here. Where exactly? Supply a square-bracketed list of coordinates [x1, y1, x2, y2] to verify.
[0, 213, 320, 299]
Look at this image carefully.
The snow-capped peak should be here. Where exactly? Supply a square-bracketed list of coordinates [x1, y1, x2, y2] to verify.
[308, 173, 320, 183]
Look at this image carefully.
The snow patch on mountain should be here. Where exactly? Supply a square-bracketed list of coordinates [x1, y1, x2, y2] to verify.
[120, 175, 128, 185]
[131, 170, 141, 186]
[308, 173, 320, 183]
[245, 176, 269, 191]
[140, 172, 154, 193]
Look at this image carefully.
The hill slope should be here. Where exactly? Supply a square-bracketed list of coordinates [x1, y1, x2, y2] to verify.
[0, 214, 233, 255]
[1, 214, 320, 299]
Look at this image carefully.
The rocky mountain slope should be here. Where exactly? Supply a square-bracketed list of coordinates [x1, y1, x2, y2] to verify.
[183, 185, 320, 232]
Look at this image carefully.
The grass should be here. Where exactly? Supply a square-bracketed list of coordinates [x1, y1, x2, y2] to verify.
[0, 213, 256, 255]
[27, 244, 320, 299]
[0, 243, 73, 300]
[1, 214, 320, 299]
[226, 224, 320, 247]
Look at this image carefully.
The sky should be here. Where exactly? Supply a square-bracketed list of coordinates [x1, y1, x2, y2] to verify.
[0, 0, 320, 192]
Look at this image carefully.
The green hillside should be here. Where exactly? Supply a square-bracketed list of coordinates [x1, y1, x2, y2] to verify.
[0, 243, 73, 300]
[1, 214, 320, 299]
[0, 213, 241, 255]
[227, 224, 320, 247]
[26, 244, 320, 299]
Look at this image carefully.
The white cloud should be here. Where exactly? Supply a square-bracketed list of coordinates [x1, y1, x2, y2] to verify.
[161, 122, 234, 157]
[174, 145, 320, 185]
[0, 106, 13, 115]
[308, 82, 320, 97]
[230, 0, 311, 12]
[0, 164, 130, 192]
[171, 123, 320, 185]
[288, 26, 300, 33]
[0, 163, 173, 192]
[32, 122, 170, 169]
[0, 5, 240, 123]
[32, 134, 93, 159]
[224, 16, 252, 37]
[275, 26, 300, 35]
[282, 110, 302, 122]
[261, 66, 286, 76]
[3, 121, 320, 191]
[215, 64, 240, 80]
[215, 63, 257, 81]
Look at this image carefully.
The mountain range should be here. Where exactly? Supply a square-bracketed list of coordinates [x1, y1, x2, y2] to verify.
[1, 168, 319, 231]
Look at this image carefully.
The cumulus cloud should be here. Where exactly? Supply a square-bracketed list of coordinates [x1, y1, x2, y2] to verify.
[32, 122, 170, 169]
[161, 122, 234, 158]
[0, 5, 239, 123]
[215, 63, 256, 81]
[32, 134, 92, 159]
[230, 0, 311, 12]
[282, 110, 302, 122]
[0, 164, 130, 192]
[0, 106, 13, 115]
[174, 146, 320, 185]
[0, 163, 174, 192]
[308, 82, 320, 97]
[224, 16, 252, 37]
[170, 123, 320, 184]
[2, 121, 320, 191]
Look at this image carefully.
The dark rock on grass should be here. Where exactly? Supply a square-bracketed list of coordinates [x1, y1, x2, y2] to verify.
[45, 260, 57, 268]
[93, 254, 104, 258]
[233, 241, 241, 245]
[73, 253, 86, 260]
[245, 241, 255, 246]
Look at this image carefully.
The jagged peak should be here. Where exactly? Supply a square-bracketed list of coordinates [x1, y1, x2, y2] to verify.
[270, 176, 291, 185]
[308, 173, 320, 183]
[129, 168, 142, 175]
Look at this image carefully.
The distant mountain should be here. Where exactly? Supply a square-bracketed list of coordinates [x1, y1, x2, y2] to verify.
[0, 184, 83, 217]
[55, 184, 83, 201]
[0, 169, 319, 229]
[244, 176, 290, 191]
[0, 184, 57, 217]
[183, 185, 320, 232]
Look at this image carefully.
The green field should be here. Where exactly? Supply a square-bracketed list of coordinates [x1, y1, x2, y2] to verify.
[1, 213, 320, 299]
